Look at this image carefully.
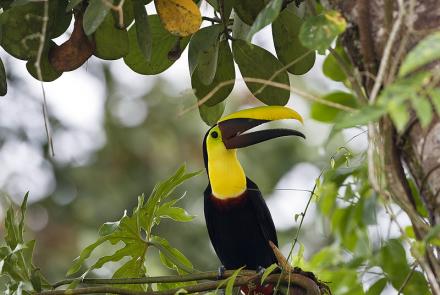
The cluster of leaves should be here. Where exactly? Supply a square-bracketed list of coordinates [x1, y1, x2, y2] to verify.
[0, 0, 347, 125]
[310, 31, 440, 133]
[66, 164, 200, 291]
[285, 149, 432, 295]
[0, 165, 201, 294]
[0, 194, 50, 294]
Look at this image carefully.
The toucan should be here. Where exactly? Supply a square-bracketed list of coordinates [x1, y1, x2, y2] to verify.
[203, 106, 305, 294]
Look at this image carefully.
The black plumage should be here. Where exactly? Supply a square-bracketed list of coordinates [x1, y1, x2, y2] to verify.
[204, 178, 278, 270]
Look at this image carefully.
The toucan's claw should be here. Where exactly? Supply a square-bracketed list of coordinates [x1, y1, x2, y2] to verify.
[256, 266, 266, 276]
[217, 265, 226, 280]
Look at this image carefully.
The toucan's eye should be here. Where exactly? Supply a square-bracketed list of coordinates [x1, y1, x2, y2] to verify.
[211, 131, 218, 139]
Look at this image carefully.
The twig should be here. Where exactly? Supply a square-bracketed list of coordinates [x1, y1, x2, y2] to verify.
[397, 264, 416, 295]
[180, 77, 356, 116]
[369, 0, 405, 102]
[33, 0, 54, 156]
[52, 270, 255, 289]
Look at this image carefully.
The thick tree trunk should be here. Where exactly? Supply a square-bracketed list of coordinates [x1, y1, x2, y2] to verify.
[326, 0, 440, 292]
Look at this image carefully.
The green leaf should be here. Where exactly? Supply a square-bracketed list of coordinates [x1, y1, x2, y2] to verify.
[365, 278, 387, 295]
[198, 101, 225, 126]
[323, 41, 349, 81]
[424, 224, 440, 244]
[403, 271, 430, 295]
[232, 39, 290, 105]
[429, 87, 440, 115]
[333, 105, 386, 130]
[310, 91, 358, 123]
[399, 31, 440, 76]
[0, 57, 6, 96]
[143, 164, 201, 234]
[66, 0, 83, 11]
[124, 15, 190, 75]
[246, 0, 282, 42]
[50, 0, 72, 38]
[232, 0, 267, 26]
[83, 0, 111, 35]
[94, 14, 129, 60]
[261, 263, 278, 284]
[188, 25, 223, 76]
[156, 199, 195, 222]
[232, 13, 251, 40]
[196, 35, 220, 86]
[375, 239, 410, 289]
[225, 267, 244, 295]
[0, 1, 49, 59]
[299, 10, 346, 53]
[388, 100, 409, 132]
[112, 258, 147, 291]
[411, 95, 432, 128]
[272, 5, 315, 75]
[192, 40, 235, 106]
[151, 236, 194, 274]
[133, 0, 151, 61]
[26, 41, 62, 82]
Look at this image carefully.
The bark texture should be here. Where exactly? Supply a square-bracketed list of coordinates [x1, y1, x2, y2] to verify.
[326, 0, 440, 292]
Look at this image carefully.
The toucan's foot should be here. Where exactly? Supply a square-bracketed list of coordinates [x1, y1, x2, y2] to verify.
[256, 266, 266, 276]
[217, 265, 226, 280]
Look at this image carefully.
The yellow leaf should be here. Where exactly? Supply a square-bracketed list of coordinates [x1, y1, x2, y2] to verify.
[155, 0, 201, 37]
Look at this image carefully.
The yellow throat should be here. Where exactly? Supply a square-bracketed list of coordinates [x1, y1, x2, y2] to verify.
[206, 127, 246, 199]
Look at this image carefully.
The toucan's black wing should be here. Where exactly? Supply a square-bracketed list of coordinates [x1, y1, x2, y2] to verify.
[246, 178, 278, 247]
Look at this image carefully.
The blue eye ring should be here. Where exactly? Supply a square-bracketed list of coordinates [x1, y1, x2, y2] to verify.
[211, 131, 218, 138]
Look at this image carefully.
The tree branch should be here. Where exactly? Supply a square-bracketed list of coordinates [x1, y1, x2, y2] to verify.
[38, 270, 321, 295]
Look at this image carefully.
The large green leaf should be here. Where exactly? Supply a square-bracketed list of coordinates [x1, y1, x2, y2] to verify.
[192, 40, 235, 106]
[133, 0, 152, 61]
[196, 34, 220, 86]
[26, 41, 63, 81]
[83, 0, 111, 35]
[0, 57, 7, 96]
[272, 5, 315, 75]
[232, 0, 267, 25]
[0, 0, 53, 59]
[310, 91, 358, 123]
[124, 15, 189, 75]
[246, 0, 283, 42]
[299, 10, 346, 53]
[94, 13, 129, 60]
[323, 40, 350, 81]
[365, 278, 387, 295]
[399, 31, 440, 77]
[198, 101, 225, 126]
[232, 39, 290, 105]
[151, 236, 194, 274]
[188, 24, 223, 76]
